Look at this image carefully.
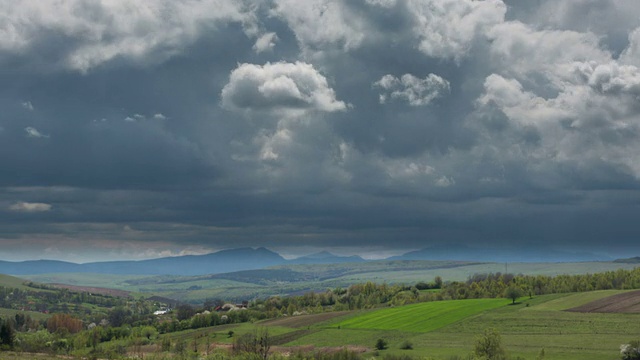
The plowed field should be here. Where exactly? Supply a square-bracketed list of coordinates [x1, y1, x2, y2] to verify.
[567, 289, 640, 313]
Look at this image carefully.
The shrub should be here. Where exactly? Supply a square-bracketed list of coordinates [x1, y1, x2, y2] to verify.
[375, 338, 388, 350]
[621, 341, 640, 360]
[399, 340, 413, 350]
[473, 328, 506, 360]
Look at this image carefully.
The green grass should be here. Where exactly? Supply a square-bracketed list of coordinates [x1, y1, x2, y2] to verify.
[335, 298, 507, 332]
[0, 274, 41, 291]
[286, 328, 411, 348]
[19, 273, 157, 290]
[280, 291, 640, 359]
[431, 291, 640, 360]
[0, 308, 50, 321]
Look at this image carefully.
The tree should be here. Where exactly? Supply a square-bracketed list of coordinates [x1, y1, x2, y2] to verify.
[108, 307, 130, 327]
[474, 328, 506, 360]
[46, 313, 83, 334]
[232, 327, 271, 360]
[504, 286, 523, 304]
[375, 338, 388, 350]
[0, 319, 15, 350]
[176, 304, 195, 321]
[256, 327, 271, 360]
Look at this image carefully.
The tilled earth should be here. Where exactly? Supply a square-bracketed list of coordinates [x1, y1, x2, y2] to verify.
[567, 289, 640, 313]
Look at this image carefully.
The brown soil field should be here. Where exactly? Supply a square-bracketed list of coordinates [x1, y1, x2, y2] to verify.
[567, 289, 640, 313]
[51, 283, 130, 298]
[261, 311, 350, 328]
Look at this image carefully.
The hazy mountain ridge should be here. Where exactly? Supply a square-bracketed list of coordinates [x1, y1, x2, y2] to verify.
[614, 256, 640, 263]
[389, 244, 611, 263]
[288, 251, 365, 264]
[0, 247, 286, 276]
[0, 246, 611, 276]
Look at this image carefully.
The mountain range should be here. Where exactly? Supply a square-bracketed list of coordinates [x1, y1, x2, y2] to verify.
[0, 246, 611, 276]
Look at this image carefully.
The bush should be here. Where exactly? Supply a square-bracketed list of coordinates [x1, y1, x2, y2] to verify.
[621, 341, 640, 360]
[399, 340, 413, 350]
[375, 338, 388, 350]
[473, 328, 506, 360]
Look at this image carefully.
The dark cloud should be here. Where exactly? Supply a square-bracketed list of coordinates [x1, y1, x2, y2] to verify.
[1, 0, 640, 262]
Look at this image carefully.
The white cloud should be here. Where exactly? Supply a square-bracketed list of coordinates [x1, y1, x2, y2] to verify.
[578, 61, 640, 96]
[22, 101, 34, 111]
[487, 21, 610, 78]
[520, 0, 640, 42]
[0, 0, 254, 73]
[9, 201, 52, 212]
[475, 55, 640, 181]
[273, 0, 506, 61]
[410, 0, 506, 61]
[221, 61, 348, 114]
[124, 113, 167, 121]
[272, 0, 367, 52]
[25, 126, 49, 138]
[620, 27, 640, 66]
[374, 73, 450, 106]
[253, 32, 278, 53]
[435, 176, 455, 187]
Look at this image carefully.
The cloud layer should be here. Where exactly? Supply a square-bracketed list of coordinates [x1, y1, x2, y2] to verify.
[2, 0, 640, 261]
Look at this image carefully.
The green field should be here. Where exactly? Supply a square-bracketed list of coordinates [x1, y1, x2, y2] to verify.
[0, 308, 49, 321]
[250, 291, 640, 360]
[335, 298, 506, 332]
[0, 274, 41, 291]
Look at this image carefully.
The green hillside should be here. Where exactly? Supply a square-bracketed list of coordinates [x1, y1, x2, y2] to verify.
[0, 273, 36, 290]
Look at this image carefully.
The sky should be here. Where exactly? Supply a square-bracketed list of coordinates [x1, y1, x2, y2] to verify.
[2, 0, 640, 263]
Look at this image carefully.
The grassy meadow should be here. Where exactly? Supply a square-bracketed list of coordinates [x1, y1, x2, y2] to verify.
[163, 290, 640, 360]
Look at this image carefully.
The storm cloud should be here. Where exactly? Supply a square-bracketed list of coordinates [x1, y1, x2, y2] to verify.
[2, 0, 640, 262]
